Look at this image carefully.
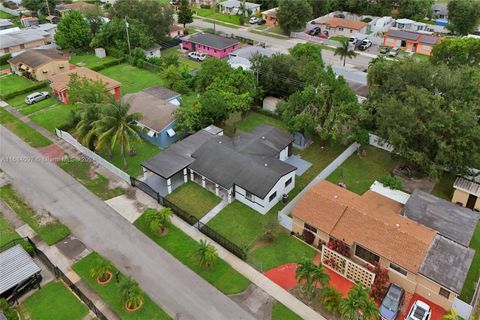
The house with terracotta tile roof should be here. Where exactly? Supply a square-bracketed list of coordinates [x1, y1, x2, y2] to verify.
[291, 180, 478, 310]
[312, 17, 368, 37]
[383, 29, 440, 55]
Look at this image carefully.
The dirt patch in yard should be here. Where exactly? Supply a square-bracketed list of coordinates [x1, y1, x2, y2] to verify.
[289, 286, 341, 320]
[393, 165, 437, 193]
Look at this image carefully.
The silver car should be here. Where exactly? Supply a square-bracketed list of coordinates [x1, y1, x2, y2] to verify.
[25, 92, 49, 105]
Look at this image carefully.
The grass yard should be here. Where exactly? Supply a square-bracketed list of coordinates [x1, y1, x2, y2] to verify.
[0, 185, 70, 245]
[7, 89, 56, 115]
[23, 281, 88, 320]
[99, 63, 166, 94]
[268, 26, 287, 35]
[210, 13, 241, 25]
[193, 7, 215, 17]
[249, 29, 288, 39]
[203, 18, 241, 29]
[161, 47, 201, 71]
[70, 53, 121, 69]
[166, 181, 221, 219]
[0, 213, 20, 246]
[59, 158, 124, 200]
[413, 53, 430, 61]
[224, 111, 287, 135]
[134, 212, 251, 294]
[0, 108, 52, 147]
[460, 222, 480, 303]
[0, 11, 13, 19]
[30, 104, 73, 133]
[431, 173, 455, 201]
[327, 146, 400, 195]
[329, 35, 349, 43]
[73, 252, 171, 320]
[0, 74, 35, 97]
[272, 302, 302, 320]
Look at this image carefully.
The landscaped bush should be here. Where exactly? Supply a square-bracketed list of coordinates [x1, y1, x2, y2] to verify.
[0, 81, 48, 100]
[378, 175, 403, 190]
[365, 262, 390, 301]
[0, 298, 16, 320]
[361, 17, 372, 23]
[90, 57, 125, 71]
[0, 53, 11, 65]
[327, 239, 351, 257]
[200, 4, 211, 9]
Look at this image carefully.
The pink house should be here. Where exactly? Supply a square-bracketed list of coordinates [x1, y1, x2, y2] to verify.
[181, 33, 239, 59]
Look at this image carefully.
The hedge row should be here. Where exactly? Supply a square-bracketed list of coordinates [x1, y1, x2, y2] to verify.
[0, 53, 12, 65]
[90, 57, 125, 71]
[0, 81, 48, 100]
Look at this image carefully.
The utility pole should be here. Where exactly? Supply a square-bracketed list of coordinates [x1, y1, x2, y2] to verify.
[125, 17, 131, 57]
[44, 0, 51, 16]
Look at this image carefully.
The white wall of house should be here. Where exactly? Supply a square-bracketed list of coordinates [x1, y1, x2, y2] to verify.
[235, 171, 296, 214]
[279, 146, 289, 161]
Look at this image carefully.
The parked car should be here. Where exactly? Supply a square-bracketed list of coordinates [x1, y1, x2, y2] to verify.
[187, 52, 206, 61]
[24, 92, 49, 105]
[405, 300, 432, 320]
[349, 36, 358, 44]
[389, 47, 400, 57]
[249, 17, 259, 24]
[257, 19, 266, 25]
[308, 27, 321, 36]
[358, 39, 372, 51]
[380, 46, 390, 54]
[380, 283, 405, 320]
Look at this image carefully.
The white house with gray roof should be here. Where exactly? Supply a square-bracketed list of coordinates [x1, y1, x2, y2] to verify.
[228, 46, 276, 70]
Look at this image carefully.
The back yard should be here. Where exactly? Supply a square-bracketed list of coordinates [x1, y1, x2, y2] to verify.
[99, 63, 167, 94]
[70, 53, 122, 69]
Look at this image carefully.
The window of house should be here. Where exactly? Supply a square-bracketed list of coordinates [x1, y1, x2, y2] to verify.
[269, 192, 277, 202]
[439, 288, 450, 299]
[304, 223, 317, 233]
[246, 191, 254, 201]
[389, 263, 407, 276]
[4, 48, 10, 53]
[285, 177, 292, 187]
[355, 245, 380, 265]
[20, 44, 25, 49]
[338, 27, 344, 31]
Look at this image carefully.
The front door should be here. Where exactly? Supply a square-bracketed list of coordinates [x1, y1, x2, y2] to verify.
[466, 194, 477, 210]
[191, 43, 196, 51]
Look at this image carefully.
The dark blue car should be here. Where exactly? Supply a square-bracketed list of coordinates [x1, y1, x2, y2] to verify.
[380, 283, 405, 320]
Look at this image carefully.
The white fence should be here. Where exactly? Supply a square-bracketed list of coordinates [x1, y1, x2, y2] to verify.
[369, 133, 394, 153]
[278, 212, 293, 231]
[290, 32, 343, 48]
[0, 4, 19, 16]
[55, 129, 130, 183]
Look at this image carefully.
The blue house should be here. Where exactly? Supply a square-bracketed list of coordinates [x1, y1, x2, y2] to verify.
[124, 87, 183, 148]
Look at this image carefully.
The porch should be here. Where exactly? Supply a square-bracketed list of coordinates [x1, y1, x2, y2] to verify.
[190, 169, 231, 202]
[142, 169, 186, 197]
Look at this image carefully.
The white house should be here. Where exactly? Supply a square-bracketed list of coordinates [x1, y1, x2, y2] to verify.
[218, 0, 261, 15]
[228, 46, 276, 70]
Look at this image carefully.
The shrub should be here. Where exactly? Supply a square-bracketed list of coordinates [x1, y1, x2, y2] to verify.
[90, 57, 125, 71]
[0, 299, 17, 320]
[378, 175, 403, 190]
[303, 229, 315, 245]
[327, 239, 351, 257]
[0, 53, 11, 65]
[361, 17, 372, 23]
[365, 262, 390, 301]
[200, 4, 211, 9]
[261, 226, 275, 243]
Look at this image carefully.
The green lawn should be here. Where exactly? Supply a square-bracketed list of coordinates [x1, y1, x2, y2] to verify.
[0, 185, 70, 245]
[58, 158, 124, 200]
[30, 104, 73, 133]
[431, 173, 455, 201]
[134, 212, 251, 294]
[268, 26, 287, 35]
[23, 281, 88, 320]
[73, 252, 171, 320]
[224, 111, 287, 135]
[7, 89, 56, 115]
[0, 213, 20, 246]
[327, 146, 400, 195]
[272, 302, 302, 320]
[413, 53, 430, 61]
[193, 7, 216, 17]
[250, 29, 288, 39]
[0, 74, 35, 96]
[99, 63, 166, 94]
[460, 222, 480, 303]
[0, 11, 13, 19]
[0, 108, 52, 147]
[70, 53, 121, 69]
[166, 181, 221, 219]
[210, 13, 241, 25]
[161, 47, 201, 71]
[329, 35, 349, 43]
[203, 18, 241, 29]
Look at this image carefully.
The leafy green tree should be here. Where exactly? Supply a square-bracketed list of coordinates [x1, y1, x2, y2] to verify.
[145, 208, 173, 234]
[320, 286, 343, 314]
[295, 257, 330, 300]
[90, 258, 113, 283]
[54, 11, 93, 51]
[447, 0, 480, 35]
[68, 74, 108, 105]
[194, 239, 218, 268]
[80, 4, 105, 35]
[431, 37, 480, 67]
[441, 309, 459, 320]
[340, 283, 377, 320]
[334, 40, 358, 66]
[163, 64, 194, 94]
[173, 101, 202, 134]
[194, 58, 232, 92]
[22, 0, 55, 15]
[0, 298, 17, 320]
[93, 97, 143, 168]
[177, 0, 193, 28]
[120, 277, 144, 310]
[397, 0, 433, 21]
[277, 0, 313, 34]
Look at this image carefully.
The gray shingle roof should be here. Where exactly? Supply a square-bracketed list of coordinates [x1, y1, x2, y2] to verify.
[8, 49, 68, 68]
[230, 46, 276, 60]
[143, 86, 180, 101]
[420, 235, 474, 293]
[403, 189, 479, 246]
[0, 244, 41, 295]
[387, 29, 420, 41]
[183, 33, 239, 50]
[419, 35, 439, 45]
[0, 28, 47, 49]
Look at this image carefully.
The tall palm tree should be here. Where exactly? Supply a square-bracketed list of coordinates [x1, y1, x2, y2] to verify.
[320, 286, 342, 314]
[145, 208, 173, 234]
[93, 96, 143, 168]
[120, 276, 144, 311]
[75, 104, 101, 150]
[295, 257, 330, 300]
[339, 283, 372, 320]
[194, 239, 218, 268]
[334, 40, 358, 67]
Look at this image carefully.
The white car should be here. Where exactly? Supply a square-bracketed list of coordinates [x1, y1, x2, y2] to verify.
[24, 91, 49, 105]
[405, 300, 431, 320]
[389, 47, 400, 57]
[358, 39, 372, 51]
[187, 51, 206, 62]
[249, 17, 259, 24]
[349, 36, 358, 44]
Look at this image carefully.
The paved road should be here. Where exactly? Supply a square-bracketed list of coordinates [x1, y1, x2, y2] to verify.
[0, 126, 255, 320]
[191, 19, 373, 69]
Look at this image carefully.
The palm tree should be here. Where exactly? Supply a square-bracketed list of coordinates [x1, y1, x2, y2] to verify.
[360, 297, 379, 320]
[75, 104, 101, 150]
[145, 208, 173, 234]
[295, 257, 330, 300]
[120, 276, 144, 311]
[334, 40, 358, 67]
[194, 239, 218, 268]
[320, 286, 342, 314]
[339, 283, 373, 320]
[93, 96, 143, 168]
[441, 309, 458, 320]
[90, 258, 113, 284]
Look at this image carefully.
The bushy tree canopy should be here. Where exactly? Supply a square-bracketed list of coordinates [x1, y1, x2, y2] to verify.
[54, 11, 92, 50]
[447, 0, 480, 35]
[277, 0, 313, 34]
[22, 0, 55, 15]
[177, 0, 193, 28]
[431, 37, 480, 67]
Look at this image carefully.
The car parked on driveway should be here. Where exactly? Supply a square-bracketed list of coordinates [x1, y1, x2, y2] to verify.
[249, 17, 259, 24]
[308, 27, 321, 36]
[25, 92, 49, 105]
[187, 52, 206, 61]
[358, 39, 372, 51]
[405, 300, 431, 320]
[389, 47, 400, 57]
[380, 46, 390, 54]
[257, 19, 266, 25]
[380, 283, 405, 320]
[349, 36, 358, 44]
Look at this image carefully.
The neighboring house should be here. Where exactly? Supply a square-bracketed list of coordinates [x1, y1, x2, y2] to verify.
[169, 25, 185, 38]
[432, 3, 448, 19]
[0, 28, 50, 55]
[20, 16, 39, 28]
[124, 89, 182, 148]
[218, 0, 261, 15]
[55, 2, 96, 15]
[45, 15, 60, 24]
[292, 181, 478, 311]
[392, 18, 432, 33]
[331, 65, 368, 100]
[144, 44, 161, 59]
[312, 17, 368, 37]
[261, 8, 278, 27]
[452, 170, 480, 211]
[228, 46, 276, 70]
[190, 0, 216, 7]
[0, 19, 14, 30]
[8, 49, 69, 81]
[141, 125, 296, 213]
[383, 30, 440, 55]
[48, 67, 121, 104]
[30, 23, 57, 41]
[181, 33, 239, 59]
